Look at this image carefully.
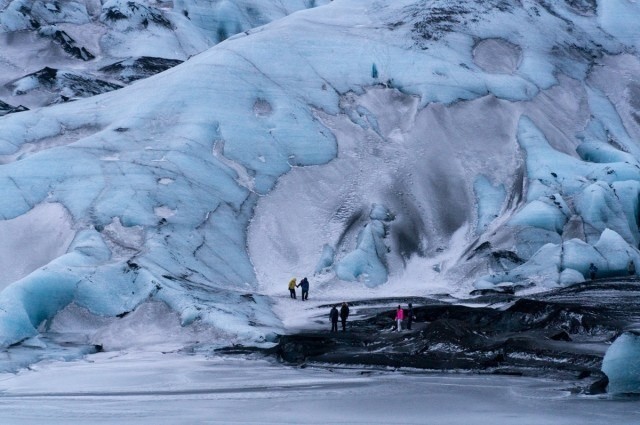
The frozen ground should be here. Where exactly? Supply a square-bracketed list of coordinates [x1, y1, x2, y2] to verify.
[0, 352, 638, 424]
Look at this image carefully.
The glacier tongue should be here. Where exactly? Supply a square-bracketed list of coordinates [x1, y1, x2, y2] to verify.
[0, 0, 639, 351]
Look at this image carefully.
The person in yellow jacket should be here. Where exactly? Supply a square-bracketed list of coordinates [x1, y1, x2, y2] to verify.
[288, 278, 297, 299]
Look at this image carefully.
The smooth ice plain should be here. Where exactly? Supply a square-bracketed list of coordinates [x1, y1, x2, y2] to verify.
[0, 352, 639, 424]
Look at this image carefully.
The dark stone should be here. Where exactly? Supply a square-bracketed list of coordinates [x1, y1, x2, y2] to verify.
[587, 374, 609, 395]
[100, 56, 184, 83]
[102, 2, 173, 29]
[577, 370, 591, 379]
[104, 8, 128, 21]
[40, 29, 95, 61]
[0, 100, 28, 117]
[276, 335, 336, 364]
[550, 330, 572, 341]
[469, 287, 513, 296]
[491, 250, 525, 265]
[241, 294, 257, 303]
[467, 241, 491, 260]
[268, 281, 640, 380]
[9, 67, 122, 101]
[406, 1, 513, 48]
[564, 0, 597, 16]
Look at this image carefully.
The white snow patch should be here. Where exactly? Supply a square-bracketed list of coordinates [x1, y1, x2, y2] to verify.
[154, 205, 175, 219]
[0, 202, 75, 291]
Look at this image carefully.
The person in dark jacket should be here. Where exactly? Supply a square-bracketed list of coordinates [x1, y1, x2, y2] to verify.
[589, 263, 598, 280]
[340, 302, 350, 331]
[297, 277, 310, 301]
[628, 260, 636, 276]
[406, 303, 416, 330]
[329, 305, 339, 332]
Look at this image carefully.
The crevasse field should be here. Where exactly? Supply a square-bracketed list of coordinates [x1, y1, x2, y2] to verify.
[1, 0, 640, 422]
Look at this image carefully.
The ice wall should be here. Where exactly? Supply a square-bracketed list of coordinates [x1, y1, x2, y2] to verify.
[248, 0, 640, 295]
[0, 0, 640, 350]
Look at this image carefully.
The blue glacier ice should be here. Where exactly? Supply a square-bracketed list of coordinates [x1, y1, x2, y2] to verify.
[0, 0, 640, 354]
[335, 204, 394, 287]
[602, 331, 640, 394]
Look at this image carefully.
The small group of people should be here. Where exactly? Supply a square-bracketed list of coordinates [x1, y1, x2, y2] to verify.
[286, 278, 418, 334]
[329, 302, 350, 332]
[394, 303, 416, 332]
[288, 277, 310, 300]
[327, 302, 416, 333]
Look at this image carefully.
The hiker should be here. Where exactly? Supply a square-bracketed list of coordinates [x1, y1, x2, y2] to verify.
[406, 303, 416, 330]
[589, 263, 598, 280]
[330, 305, 339, 332]
[628, 260, 636, 276]
[340, 302, 350, 332]
[288, 278, 297, 299]
[297, 277, 310, 301]
[395, 305, 404, 332]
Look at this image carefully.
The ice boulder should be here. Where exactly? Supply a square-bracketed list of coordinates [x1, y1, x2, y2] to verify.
[593, 229, 640, 278]
[334, 204, 394, 287]
[335, 220, 389, 287]
[510, 195, 569, 233]
[575, 182, 638, 245]
[577, 141, 639, 165]
[602, 331, 640, 394]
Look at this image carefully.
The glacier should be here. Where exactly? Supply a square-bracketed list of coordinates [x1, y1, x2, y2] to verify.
[0, 0, 330, 109]
[0, 0, 639, 367]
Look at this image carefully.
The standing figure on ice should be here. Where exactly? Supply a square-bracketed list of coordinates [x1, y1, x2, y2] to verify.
[340, 302, 350, 332]
[589, 263, 598, 280]
[298, 277, 310, 301]
[628, 260, 636, 276]
[329, 305, 339, 332]
[395, 305, 404, 332]
[288, 278, 297, 299]
[406, 303, 416, 331]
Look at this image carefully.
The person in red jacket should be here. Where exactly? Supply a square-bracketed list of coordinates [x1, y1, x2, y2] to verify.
[395, 305, 404, 332]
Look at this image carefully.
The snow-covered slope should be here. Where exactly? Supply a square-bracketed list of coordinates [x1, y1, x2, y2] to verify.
[1, 0, 640, 355]
[0, 0, 329, 109]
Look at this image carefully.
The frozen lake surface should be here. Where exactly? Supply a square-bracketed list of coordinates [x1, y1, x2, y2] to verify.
[0, 352, 637, 424]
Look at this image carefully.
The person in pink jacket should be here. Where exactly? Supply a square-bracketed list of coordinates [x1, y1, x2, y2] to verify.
[395, 305, 404, 332]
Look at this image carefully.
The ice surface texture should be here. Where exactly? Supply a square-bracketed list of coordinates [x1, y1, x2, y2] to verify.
[1, 0, 640, 349]
[0, 0, 328, 109]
